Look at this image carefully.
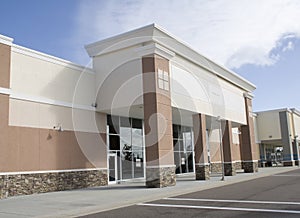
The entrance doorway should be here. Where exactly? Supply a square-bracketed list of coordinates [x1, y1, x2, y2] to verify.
[108, 153, 117, 184]
[107, 115, 145, 183]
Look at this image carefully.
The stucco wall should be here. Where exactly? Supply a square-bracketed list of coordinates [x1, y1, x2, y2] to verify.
[170, 61, 247, 125]
[256, 111, 282, 141]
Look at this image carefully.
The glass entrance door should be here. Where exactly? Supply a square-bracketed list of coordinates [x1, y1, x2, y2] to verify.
[108, 153, 117, 184]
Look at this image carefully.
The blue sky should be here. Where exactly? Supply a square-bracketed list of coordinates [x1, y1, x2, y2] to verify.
[0, 0, 299, 111]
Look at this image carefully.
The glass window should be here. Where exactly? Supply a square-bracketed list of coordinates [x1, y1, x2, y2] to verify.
[132, 118, 142, 129]
[183, 131, 193, 151]
[180, 152, 187, 173]
[187, 152, 194, 172]
[120, 116, 131, 127]
[109, 135, 120, 150]
[173, 124, 195, 174]
[121, 152, 133, 179]
[108, 115, 144, 181]
[157, 68, 169, 91]
[107, 115, 119, 134]
[120, 126, 131, 150]
[174, 152, 181, 174]
[133, 149, 144, 178]
[173, 139, 180, 151]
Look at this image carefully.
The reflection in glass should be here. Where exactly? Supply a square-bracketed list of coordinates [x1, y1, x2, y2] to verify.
[133, 149, 144, 178]
[121, 152, 132, 179]
[120, 126, 131, 150]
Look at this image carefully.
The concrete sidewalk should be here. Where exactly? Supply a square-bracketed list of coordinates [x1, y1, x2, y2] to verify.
[0, 167, 297, 218]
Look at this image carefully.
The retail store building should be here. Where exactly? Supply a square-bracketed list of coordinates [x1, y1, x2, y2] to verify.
[255, 108, 300, 167]
[0, 24, 258, 198]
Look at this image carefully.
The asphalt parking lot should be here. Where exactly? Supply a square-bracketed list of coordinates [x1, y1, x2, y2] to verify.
[81, 168, 300, 218]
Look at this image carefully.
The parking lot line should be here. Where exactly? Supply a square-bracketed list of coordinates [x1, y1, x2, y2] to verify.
[137, 203, 300, 214]
[272, 174, 300, 177]
[164, 197, 300, 205]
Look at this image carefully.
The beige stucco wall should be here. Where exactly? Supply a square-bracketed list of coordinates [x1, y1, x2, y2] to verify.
[292, 112, 300, 137]
[256, 111, 282, 141]
[8, 47, 102, 132]
[170, 59, 247, 125]
[92, 45, 143, 113]
[9, 98, 103, 132]
[10, 49, 96, 106]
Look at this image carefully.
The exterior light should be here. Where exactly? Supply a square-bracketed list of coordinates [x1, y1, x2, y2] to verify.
[53, 124, 64, 132]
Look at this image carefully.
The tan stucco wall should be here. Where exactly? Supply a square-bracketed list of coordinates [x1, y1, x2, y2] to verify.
[256, 111, 282, 141]
[1, 94, 107, 173]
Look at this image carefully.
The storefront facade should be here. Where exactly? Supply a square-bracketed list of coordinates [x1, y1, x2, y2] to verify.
[0, 24, 258, 198]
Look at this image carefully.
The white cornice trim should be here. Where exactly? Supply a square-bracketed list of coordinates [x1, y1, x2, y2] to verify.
[243, 92, 254, 99]
[255, 108, 292, 114]
[0, 168, 107, 176]
[0, 87, 11, 95]
[11, 44, 95, 74]
[9, 92, 96, 111]
[135, 43, 175, 60]
[291, 108, 300, 117]
[85, 24, 256, 92]
[0, 34, 13, 46]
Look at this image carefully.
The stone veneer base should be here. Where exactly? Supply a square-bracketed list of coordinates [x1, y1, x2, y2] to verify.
[243, 161, 259, 173]
[0, 169, 107, 199]
[224, 163, 236, 176]
[210, 162, 222, 174]
[146, 166, 176, 188]
[210, 162, 240, 176]
[195, 165, 210, 180]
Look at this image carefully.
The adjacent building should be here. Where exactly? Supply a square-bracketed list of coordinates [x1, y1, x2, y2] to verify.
[0, 24, 258, 199]
[255, 108, 300, 167]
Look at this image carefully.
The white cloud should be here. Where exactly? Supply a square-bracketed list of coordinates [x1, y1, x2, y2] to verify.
[73, 0, 300, 69]
[282, 41, 294, 52]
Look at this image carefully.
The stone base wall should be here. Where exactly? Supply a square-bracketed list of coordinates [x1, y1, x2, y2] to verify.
[210, 162, 222, 174]
[195, 165, 210, 180]
[0, 169, 108, 199]
[224, 163, 236, 176]
[146, 166, 176, 188]
[235, 161, 242, 170]
[243, 161, 259, 173]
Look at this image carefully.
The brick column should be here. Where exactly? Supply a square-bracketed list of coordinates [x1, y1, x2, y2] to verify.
[193, 114, 209, 180]
[142, 55, 175, 188]
[240, 94, 259, 173]
[222, 120, 236, 176]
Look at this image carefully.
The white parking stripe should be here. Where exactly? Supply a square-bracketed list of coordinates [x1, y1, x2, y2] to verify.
[137, 203, 300, 214]
[164, 197, 300, 205]
[272, 174, 300, 177]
